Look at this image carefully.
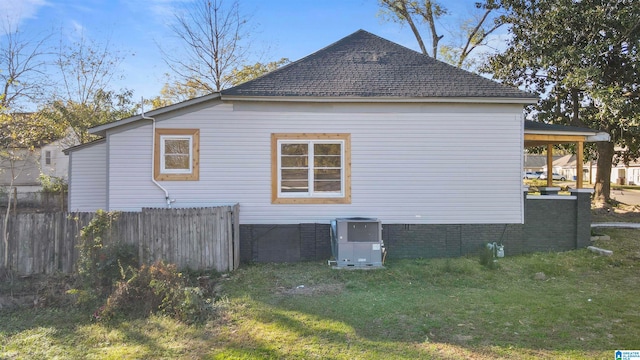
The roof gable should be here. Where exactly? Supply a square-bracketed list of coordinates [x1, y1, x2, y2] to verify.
[222, 29, 536, 101]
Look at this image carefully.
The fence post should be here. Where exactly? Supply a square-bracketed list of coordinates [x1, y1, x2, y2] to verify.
[233, 203, 240, 270]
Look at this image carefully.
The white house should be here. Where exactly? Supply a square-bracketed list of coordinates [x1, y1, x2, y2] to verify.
[65, 30, 605, 262]
[1, 129, 77, 196]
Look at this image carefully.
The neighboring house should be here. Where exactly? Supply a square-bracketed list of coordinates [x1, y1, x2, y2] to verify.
[65, 30, 607, 263]
[40, 132, 78, 181]
[523, 154, 562, 173]
[542, 153, 639, 185]
[610, 161, 640, 185]
[541, 154, 593, 184]
[0, 130, 78, 196]
[585, 158, 640, 185]
[0, 149, 41, 194]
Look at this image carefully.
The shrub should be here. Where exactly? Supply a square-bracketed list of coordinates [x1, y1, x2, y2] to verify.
[479, 244, 500, 270]
[74, 210, 138, 303]
[96, 261, 217, 324]
[39, 174, 68, 193]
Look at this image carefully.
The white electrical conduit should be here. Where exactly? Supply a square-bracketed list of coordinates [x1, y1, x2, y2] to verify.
[141, 99, 173, 207]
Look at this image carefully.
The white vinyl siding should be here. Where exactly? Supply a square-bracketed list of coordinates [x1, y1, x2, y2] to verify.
[68, 141, 107, 211]
[101, 102, 524, 224]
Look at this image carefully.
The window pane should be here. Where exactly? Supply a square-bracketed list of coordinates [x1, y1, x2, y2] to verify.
[314, 181, 341, 192]
[281, 143, 308, 155]
[281, 180, 309, 192]
[314, 169, 341, 180]
[165, 154, 190, 169]
[314, 155, 341, 168]
[281, 168, 308, 193]
[281, 155, 308, 168]
[314, 169, 341, 192]
[165, 139, 190, 155]
[314, 143, 340, 155]
[281, 169, 308, 180]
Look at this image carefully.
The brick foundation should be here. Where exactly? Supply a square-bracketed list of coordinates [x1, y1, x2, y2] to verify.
[239, 190, 592, 263]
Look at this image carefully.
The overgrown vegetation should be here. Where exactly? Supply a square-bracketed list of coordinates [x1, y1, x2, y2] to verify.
[2, 224, 639, 358]
[75, 210, 137, 297]
[39, 174, 68, 194]
[64, 210, 220, 324]
[96, 261, 219, 324]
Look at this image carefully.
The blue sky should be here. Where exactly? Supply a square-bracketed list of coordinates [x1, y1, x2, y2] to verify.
[2, 0, 505, 104]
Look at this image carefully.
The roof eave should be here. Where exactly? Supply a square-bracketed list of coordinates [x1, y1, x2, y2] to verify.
[524, 129, 598, 137]
[89, 93, 222, 136]
[63, 138, 106, 154]
[220, 95, 538, 104]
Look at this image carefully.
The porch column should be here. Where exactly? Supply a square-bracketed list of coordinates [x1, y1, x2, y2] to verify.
[546, 144, 553, 187]
[576, 141, 584, 189]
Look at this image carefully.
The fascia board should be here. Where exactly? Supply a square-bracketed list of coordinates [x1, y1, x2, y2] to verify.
[220, 95, 538, 105]
[89, 93, 222, 136]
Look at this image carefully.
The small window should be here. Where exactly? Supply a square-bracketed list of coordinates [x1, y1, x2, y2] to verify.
[272, 133, 351, 204]
[44, 151, 51, 165]
[154, 129, 199, 181]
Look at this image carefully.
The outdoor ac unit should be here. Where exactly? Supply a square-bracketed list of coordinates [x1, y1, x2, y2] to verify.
[330, 218, 384, 268]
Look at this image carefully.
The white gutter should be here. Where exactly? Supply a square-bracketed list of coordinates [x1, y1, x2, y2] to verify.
[586, 132, 611, 142]
[220, 95, 539, 104]
[524, 130, 611, 143]
[141, 99, 174, 207]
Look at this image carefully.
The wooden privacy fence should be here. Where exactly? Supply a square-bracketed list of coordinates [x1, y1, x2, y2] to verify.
[1, 205, 240, 275]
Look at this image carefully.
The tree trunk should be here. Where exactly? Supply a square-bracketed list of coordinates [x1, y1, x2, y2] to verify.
[594, 141, 614, 205]
[3, 186, 12, 270]
[570, 88, 587, 127]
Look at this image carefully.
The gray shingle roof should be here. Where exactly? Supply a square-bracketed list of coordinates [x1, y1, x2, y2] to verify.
[524, 120, 599, 134]
[222, 29, 536, 100]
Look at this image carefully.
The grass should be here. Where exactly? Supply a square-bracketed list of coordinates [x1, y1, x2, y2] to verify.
[2, 228, 640, 359]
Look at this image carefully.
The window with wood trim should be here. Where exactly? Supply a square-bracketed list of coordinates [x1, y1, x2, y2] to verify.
[272, 133, 351, 204]
[154, 129, 199, 181]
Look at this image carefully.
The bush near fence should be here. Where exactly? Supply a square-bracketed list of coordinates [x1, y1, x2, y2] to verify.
[0, 205, 239, 275]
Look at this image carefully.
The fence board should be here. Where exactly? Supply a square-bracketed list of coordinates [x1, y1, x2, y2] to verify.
[1, 205, 238, 275]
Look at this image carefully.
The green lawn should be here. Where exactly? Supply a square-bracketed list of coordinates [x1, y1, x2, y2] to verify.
[2, 227, 639, 359]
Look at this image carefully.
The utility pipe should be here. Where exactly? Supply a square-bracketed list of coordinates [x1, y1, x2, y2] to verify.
[141, 99, 173, 207]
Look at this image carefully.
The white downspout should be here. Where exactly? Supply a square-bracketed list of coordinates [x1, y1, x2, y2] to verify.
[141, 99, 174, 207]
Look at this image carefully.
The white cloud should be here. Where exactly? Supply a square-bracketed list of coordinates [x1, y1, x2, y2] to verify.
[0, 0, 50, 30]
[70, 19, 84, 35]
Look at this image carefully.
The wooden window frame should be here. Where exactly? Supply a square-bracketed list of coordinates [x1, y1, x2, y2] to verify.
[154, 129, 200, 181]
[271, 133, 351, 204]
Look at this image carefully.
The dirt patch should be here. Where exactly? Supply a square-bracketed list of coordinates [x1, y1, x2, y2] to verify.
[592, 201, 640, 223]
[277, 283, 344, 296]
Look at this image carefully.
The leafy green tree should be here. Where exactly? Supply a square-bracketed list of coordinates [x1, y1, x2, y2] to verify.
[38, 90, 137, 144]
[224, 58, 290, 87]
[146, 76, 211, 109]
[485, 0, 640, 204]
[377, 0, 503, 69]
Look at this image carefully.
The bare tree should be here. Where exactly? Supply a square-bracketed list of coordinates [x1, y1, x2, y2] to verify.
[0, 23, 50, 111]
[1, 22, 56, 270]
[161, 0, 250, 93]
[38, 33, 137, 144]
[378, 0, 503, 68]
[54, 34, 125, 106]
